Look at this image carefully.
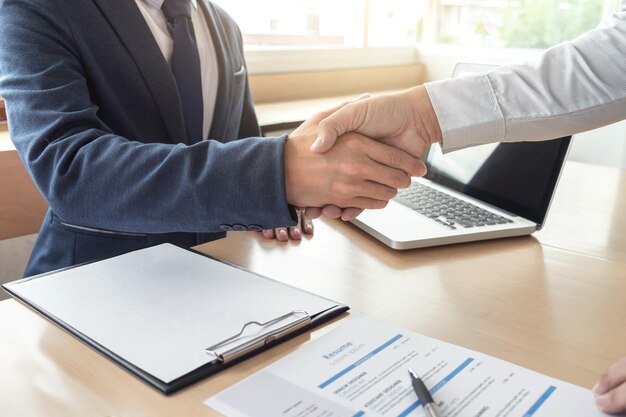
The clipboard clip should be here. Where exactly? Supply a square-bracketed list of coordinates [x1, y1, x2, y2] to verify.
[205, 310, 311, 364]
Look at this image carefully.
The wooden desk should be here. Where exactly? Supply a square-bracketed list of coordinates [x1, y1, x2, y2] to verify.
[534, 162, 626, 263]
[1, 161, 625, 417]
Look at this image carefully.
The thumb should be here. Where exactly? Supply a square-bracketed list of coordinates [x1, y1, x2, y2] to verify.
[310, 117, 342, 153]
[311, 93, 370, 154]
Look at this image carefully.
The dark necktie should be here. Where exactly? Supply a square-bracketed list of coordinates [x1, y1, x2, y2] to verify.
[162, 0, 204, 141]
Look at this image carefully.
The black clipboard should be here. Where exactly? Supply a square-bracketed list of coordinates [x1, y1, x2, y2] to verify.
[2, 244, 349, 394]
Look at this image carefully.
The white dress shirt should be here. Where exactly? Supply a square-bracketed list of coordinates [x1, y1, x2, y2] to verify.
[425, 0, 626, 152]
[135, 0, 218, 140]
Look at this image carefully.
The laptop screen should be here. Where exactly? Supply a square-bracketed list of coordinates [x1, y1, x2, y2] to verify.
[424, 138, 570, 227]
[423, 63, 570, 227]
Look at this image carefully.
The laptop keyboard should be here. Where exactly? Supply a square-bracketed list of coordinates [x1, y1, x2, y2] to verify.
[395, 183, 514, 230]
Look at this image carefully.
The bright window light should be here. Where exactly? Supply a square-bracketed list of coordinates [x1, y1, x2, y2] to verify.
[213, 0, 363, 49]
[430, 0, 606, 49]
[213, 0, 616, 54]
[213, 0, 428, 49]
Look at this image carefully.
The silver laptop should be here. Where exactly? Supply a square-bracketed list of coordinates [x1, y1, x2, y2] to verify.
[351, 63, 571, 249]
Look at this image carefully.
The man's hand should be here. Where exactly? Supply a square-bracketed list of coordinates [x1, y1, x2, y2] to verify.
[311, 85, 442, 159]
[286, 131, 421, 208]
[301, 86, 441, 221]
[284, 106, 426, 210]
[262, 208, 314, 241]
[304, 205, 362, 222]
[594, 358, 626, 414]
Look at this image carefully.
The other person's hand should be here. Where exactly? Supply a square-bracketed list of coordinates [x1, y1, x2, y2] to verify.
[304, 205, 362, 222]
[262, 208, 314, 241]
[285, 104, 426, 211]
[311, 85, 442, 159]
[300, 86, 438, 221]
[594, 357, 626, 414]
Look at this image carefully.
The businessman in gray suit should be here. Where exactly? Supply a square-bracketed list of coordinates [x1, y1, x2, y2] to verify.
[0, 0, 424, 276]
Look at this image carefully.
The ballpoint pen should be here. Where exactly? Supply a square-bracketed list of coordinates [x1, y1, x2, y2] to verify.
[408, 368, 443, 417]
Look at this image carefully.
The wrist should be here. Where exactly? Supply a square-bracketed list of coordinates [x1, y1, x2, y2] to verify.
[406, 85, 443, 146]
[283, 137, 301, 205]
[283, 134, 326, 207]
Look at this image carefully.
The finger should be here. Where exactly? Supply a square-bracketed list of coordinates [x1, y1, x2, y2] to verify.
[596, 382, 626, 414]
[288, 225, 302, 240]
[288, 209, 303, 240]
[416, 161, 428, 177]
[262, 229, 276, 239]
[335, 180, 397, 205]
[340, 208, 363, 221]
[304, 207, 323, 219]
[316, 94, 370, 121]
[595, 358, 626, 396]
[336, 146, 412, 191]
[275, 227, 289, 242]
[367, 162, 412, 191]
[342, 196, 389, 211]
[301, 213, 314, 235]
[321, 205, 343, 218]
[312, 105, 363, 154]
[310, 94, 371, 154]
[305, 94, 371, 128]
[366, 140, 427, 178]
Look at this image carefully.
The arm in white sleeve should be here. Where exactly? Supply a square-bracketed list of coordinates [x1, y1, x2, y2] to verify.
[425, 0, 626, 152]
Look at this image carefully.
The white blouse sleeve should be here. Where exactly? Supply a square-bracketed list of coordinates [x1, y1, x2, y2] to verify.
[425, 0, 626, 152]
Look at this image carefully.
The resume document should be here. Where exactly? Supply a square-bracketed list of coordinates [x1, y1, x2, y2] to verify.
[206, 315, 607, 417]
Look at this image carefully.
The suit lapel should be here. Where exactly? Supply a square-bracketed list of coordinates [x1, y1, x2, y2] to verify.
[91, 0, 188, 143]
[199, 1, 233, 141]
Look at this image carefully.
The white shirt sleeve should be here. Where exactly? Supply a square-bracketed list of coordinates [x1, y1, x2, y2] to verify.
[425, 0, 626, 153]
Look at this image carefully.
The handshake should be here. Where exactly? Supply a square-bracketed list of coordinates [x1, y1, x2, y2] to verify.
[264, 86, 442, 240]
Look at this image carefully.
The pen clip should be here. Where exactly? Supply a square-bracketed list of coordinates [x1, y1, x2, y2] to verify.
[205, 310, 311, 364]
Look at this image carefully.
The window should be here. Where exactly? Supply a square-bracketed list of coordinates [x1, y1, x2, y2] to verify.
[430, 0, 610, 49]
[213, 0, 618, 74]
[215, 0, 618, 50]
[213, 0, 427, 49]
[367, 0, 428, 47]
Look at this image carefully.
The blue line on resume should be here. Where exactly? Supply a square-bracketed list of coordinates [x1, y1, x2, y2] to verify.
[522, 386, 557, 417]
[318, 334, 404, 389]
[431, 357, 474, 393]
[397, 357, 475, 417]
[352, 412, 366, 417]
[396, 399, 421, 417]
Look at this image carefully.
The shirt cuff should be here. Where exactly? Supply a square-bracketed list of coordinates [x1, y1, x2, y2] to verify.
[424, 74, 505, 153]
